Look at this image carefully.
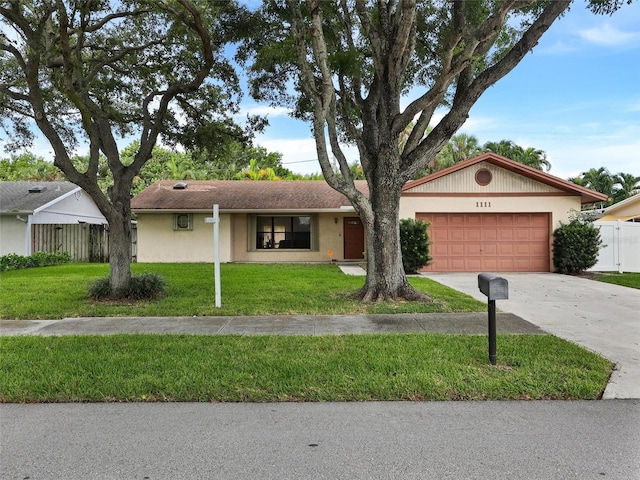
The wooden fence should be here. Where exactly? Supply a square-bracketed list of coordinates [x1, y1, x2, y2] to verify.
[32, 224, 109, 262]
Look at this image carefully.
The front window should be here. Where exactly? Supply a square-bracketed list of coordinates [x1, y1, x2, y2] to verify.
[256, 216, 311, 249]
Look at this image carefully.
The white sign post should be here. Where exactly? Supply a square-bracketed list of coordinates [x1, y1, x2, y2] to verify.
[205, 204, 221, 308]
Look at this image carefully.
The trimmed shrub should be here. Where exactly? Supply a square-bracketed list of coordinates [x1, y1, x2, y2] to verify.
[89, 272, 166, 300]
[399, 218, 432, 274]
[0, 251, 71, 271]
[553, 219, 603, 274]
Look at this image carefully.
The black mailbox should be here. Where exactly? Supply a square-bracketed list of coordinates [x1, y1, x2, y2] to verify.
[478, 273, 509, 366]
[478, 273, 508, 300]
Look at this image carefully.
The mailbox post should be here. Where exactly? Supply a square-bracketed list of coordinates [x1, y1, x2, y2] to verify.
[477, 273, 509, 365]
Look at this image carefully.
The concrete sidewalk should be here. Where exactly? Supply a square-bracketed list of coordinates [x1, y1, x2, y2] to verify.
[0, 312, 544, 336]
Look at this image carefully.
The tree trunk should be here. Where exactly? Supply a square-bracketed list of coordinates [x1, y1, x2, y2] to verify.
[106, 188, 133, 297]
[356, 155, 431, 303]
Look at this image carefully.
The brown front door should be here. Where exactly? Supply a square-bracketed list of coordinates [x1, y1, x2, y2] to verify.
[344, 217, 365, 260]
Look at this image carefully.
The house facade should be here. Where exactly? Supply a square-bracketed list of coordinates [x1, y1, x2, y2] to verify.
[0, 181, 108, 261]
[131, 153, 608, 272]
[131, 180, 368, 264]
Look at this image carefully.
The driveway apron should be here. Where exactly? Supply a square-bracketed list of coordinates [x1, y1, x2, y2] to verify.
[422, 272, 640, 399]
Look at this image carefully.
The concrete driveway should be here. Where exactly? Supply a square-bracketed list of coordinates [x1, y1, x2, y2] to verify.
[422, 272, 640, 399]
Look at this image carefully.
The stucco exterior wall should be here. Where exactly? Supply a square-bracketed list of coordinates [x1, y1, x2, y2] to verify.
[135, 212, 232, 263]
[135, 212, 355, 264]
[0, 216, 28, 256]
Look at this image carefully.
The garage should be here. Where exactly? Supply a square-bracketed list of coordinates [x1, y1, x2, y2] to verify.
[400, 153, 608, 273]
[417, 212, 550, 272]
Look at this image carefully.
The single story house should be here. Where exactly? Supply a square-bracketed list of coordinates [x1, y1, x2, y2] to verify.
[0, 181, 108, 261]
[597, 193, 640, 222]
[131, 153, 607, 272]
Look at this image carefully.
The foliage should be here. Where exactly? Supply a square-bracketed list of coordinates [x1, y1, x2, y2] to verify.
[0, 264, 486, 319]
[0, 153, 65, 181]
[418, 134, 554, 175]
[0, 251, 71, 272]
[399, 218, 432, 274]
[0, 334, 612, 402]
[483, 140, 551, 171]
[553, 219, 603, 275]
[569, 167, 639, 204]
[89, 272, 166, 301]
[433, 133, 484, 171]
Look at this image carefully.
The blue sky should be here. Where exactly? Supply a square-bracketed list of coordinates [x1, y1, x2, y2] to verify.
[243, 1, 640, 180]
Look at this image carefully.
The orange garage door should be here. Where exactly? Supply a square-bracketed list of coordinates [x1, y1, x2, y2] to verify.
[417, 213, 550, 272]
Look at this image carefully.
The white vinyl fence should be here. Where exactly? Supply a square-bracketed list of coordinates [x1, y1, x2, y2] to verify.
[589, 221, 640, 273]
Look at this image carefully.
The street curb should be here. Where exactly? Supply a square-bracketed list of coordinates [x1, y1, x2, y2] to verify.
[602, 363, 621, 400]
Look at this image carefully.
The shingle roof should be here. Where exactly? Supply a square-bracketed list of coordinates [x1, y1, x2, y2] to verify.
[131, 180, 368, 211]
[0, 181, 80, 214]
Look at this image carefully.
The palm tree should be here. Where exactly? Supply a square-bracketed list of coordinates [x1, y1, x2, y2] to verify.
[450, 133, 483, 163]
[518, 147, 552, 171]
[569, 167, 617, 206]
[612, 172, 640, 203]
[428, 133, 482, 173]
[483, 140, 551, 171]
[483, 139, 516, 158]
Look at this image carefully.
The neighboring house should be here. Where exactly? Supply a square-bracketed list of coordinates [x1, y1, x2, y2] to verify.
[598, 193, 640, 222]
[0, 181, 108, 261]
[131, 153, 607, 272]
[590, 193, 640, 273]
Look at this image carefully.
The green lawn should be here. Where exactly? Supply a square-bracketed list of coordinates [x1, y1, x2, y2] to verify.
[0, 263, 614, 403]
[594, 272, 640, 290]
[0, 263, 485, 319]
[0, 334, 613, 402]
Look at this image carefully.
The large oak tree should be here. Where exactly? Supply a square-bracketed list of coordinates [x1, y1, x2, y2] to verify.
[246, 0, 630, 301]
[0, 0, 246, 296]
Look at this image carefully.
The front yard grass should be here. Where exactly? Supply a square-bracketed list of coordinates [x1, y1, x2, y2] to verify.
[0, 333, 613, 402]
[0, 263, 485, 319]
[593, 272, 640, 290]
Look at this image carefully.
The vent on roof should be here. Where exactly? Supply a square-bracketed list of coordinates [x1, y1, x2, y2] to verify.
[28, 185, 46, 193]
[173, 182, 188, 190]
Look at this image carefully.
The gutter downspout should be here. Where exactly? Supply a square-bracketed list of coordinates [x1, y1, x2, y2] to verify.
[15, 215, 33, 255]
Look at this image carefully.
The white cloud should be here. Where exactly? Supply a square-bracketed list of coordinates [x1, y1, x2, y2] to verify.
[239, 105, 292, 118]
[254, 135, 361, 175]
[578, 23, 640, 47]
[536, 40, 577, 55]
[546, 139, 640, 179]
[628, 100, 640, 112]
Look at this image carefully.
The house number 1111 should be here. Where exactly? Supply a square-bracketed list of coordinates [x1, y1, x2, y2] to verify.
[476, 201, 492, 207]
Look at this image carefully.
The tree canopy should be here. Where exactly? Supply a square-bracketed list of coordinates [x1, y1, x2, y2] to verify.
[0, 0, 248, 295]
[244, 0, 631, 301]
[570, 167, 640, 204]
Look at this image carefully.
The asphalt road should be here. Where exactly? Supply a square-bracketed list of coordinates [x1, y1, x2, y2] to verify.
[2, 400, 639, 479]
